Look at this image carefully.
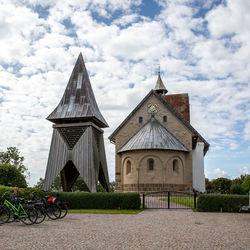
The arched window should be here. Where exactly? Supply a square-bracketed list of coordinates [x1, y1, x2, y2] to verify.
[126, 160, 131, 175]
[163, 115, 167, 122]
[173, 159, 179, 175]
[148, 158, 154, 171]
[139, 116, 143, 124]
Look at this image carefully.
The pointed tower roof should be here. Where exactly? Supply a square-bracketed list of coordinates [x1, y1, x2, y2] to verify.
[47, 53, 108, 128]
[154, 68, 168, 95]
[118, 116, 189, 153]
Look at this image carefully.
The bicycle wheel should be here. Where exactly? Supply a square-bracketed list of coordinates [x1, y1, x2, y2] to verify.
[0, 205, 10, 224]
[7, 210, 16, 223]
[35, 207, 46, 224]
[46, 204, 61, 220]
[20, 208, 38, 225]
[59, 201, 68, 219]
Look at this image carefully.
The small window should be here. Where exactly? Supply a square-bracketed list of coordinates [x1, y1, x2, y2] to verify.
[163, 116, 167, 122]
[139, 117, 143, 124]
[148, 158, 154, 171]
[126, 160, 131, 175]
[173, 159, 179, 175]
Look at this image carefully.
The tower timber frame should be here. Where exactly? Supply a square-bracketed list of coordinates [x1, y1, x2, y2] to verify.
[43, 53, 110, 192]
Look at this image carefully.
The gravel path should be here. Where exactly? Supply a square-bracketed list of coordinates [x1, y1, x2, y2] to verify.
[0, 210, 249, 249]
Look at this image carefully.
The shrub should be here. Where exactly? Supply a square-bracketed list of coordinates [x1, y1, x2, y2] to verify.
[242, 175, 250, 192]
[197, 194, 248, 212]
[0, 164, 27, 188]
[0, 186, 43, 200]
[230, 184, 246, 195]
[0, 185, 141, 210]
[51, 192, 141, 209]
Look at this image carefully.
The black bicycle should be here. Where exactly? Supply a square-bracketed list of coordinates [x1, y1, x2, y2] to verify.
[31, 192, 61, 220]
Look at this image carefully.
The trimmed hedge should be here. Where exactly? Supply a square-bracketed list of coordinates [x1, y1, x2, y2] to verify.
[0, 185, 43, 200]
[0, 186, 140, 210]
[197, 194, 249, 212]
[50, 192, 141, 209]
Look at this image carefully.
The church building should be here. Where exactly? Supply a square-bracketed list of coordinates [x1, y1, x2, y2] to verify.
[109, 72, 209, 193]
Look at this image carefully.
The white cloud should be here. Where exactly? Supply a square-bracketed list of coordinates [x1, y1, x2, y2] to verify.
[112, 14, 139, 27]
[0, 0, 249, 186]
[240, 166, 250, 175]
[213, 168, 230, 179]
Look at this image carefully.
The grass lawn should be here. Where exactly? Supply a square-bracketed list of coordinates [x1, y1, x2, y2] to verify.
[160, 197, 198, 209]
[68, 209, 144, 214]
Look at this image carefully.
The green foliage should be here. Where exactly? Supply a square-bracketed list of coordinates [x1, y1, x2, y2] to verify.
[230, 184, 246, 195]
[160, 197, 197, 209]
[242, 175, 250, 192]
[0, 147, 28, 175]
[51, 192, 141, 209]
[0, 185, 140, 209]
[205, 178, 212, 192]
[72, 176, 89, 192]
[197, 194, 248, 212]
[0, 164, 27, 188]
[35, 176, 115, 192]
[34, 176, 63, 191]
[210, 177, 232, 194]
[0, 185, 43, 200]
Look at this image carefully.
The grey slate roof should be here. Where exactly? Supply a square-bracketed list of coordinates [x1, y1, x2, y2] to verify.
[109, 89, 209, 155]
[118, 116, 189, 153]
[47, 53, 108, 128]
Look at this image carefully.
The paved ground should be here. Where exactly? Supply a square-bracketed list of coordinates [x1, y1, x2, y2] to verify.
[0, 210, 250, 250]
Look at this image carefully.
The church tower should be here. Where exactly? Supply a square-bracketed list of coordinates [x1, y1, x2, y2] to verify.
[43, 53, 110, 192]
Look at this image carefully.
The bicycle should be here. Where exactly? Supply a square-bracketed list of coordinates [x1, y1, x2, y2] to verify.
[25, 193, 46, 224]
[54, 193, 69, 219]
[31, 192, 61, 220]
[0, 193, 10, 224]
[2, 192, 38, 225]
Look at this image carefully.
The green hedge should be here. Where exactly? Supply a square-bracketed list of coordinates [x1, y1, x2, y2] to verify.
[0, 185, 43, 200]
[50, 192, 141, 209]
[0, 186, 140, 210]
[197, 194, 249, 212]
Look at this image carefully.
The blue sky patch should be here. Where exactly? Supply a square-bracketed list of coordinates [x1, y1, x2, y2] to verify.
[139, 0, 161, 19]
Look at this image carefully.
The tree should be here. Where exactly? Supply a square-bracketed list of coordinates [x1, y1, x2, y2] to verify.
[0, 147, 28, 176]
[34, 176, 62, 191]
[232, 174, 247, 185]
[71, 176, 89, 192]
[230, 183, 245, 195]
[242, 175, 250, 192]
[210, 177, 232, 194]
[205, 178, 212, 193]
[0, 164, 27, 188]
[35, 176, 115, 192]
[34, 177, 45, 189]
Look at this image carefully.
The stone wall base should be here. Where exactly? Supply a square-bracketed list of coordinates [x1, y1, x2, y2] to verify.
[122, 183, 192, 193]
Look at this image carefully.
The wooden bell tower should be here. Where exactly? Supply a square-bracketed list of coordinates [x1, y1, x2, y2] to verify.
[43, 53, 110, 192]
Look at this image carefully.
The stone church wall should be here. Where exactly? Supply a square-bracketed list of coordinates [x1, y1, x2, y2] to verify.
[120, 150, 192, 192]
[114, 94, 193, 192]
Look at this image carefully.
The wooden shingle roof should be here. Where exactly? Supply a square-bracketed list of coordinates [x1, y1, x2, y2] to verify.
[47, 53, 108, 128]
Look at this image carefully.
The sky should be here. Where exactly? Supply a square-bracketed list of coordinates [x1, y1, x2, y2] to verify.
[0, 0, 249, 186]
